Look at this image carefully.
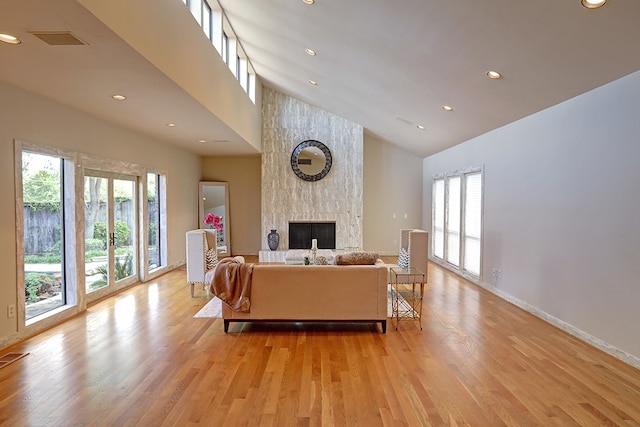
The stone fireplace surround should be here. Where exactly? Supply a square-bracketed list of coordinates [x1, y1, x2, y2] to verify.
[260, 88, 364, 254]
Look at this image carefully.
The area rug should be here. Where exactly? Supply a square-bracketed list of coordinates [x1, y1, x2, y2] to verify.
[194, 297, 222, 318]
[193, 289, 414, 319]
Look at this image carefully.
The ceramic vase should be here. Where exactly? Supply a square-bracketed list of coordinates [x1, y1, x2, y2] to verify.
[267, 229, 279, 251]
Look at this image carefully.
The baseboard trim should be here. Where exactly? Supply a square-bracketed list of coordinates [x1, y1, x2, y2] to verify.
[477, 280, 640, 370]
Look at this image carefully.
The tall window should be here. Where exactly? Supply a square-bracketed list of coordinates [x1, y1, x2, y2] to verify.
[21, 151, 76, 321]
[432, 167, 483, 277]
[147, 172, 167, 272]
[463, 173, 482, 275]
[433, 180, 445, 259]
[446, 176, 461, 267]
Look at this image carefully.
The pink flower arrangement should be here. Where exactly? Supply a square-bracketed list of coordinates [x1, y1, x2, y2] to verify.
[204, 212, 223, 233]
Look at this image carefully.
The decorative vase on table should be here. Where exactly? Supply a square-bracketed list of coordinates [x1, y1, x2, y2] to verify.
[267, 229, 279, 251]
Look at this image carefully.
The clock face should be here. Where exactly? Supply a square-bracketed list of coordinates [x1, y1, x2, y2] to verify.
[290, 140, 332, 182]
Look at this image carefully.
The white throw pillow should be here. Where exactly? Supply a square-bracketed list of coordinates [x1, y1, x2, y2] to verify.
[398, 248, 409, 269]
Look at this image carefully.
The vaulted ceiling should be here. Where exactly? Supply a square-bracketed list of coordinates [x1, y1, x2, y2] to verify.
[2, 0, 640, 158]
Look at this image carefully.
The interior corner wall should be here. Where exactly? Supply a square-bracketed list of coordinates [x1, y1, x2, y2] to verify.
[422, 70, 640, 364]
[201, 156, 262, 255]
[261, 88, 363, 250]
[0, 80, 200, 345]
[363, 133, 423, 255]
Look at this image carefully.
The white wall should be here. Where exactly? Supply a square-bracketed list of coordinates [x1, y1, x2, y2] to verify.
[364, 133, 423, 254]
[0, 80, 200, 347]
[422, 70, 640, 365]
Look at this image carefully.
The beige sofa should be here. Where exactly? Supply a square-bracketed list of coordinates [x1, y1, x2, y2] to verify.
[220, 262, 389, 333]
[185, 229, 388, 333]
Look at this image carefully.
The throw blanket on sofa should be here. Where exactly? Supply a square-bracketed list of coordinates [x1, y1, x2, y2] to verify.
[210, 258, 253, 313]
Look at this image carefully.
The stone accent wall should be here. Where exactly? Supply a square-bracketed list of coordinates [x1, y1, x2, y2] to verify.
[261, 88, 363, 250]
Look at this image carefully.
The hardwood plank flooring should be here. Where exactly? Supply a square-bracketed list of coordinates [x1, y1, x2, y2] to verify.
[1, 261, 639, 426]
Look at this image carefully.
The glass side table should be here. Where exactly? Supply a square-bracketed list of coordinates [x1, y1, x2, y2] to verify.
[390, 266, 425, 330]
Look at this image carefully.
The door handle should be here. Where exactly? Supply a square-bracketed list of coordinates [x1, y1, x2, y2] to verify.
[109, 232, 116, 247]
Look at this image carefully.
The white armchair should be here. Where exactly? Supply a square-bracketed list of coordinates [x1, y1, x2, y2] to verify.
[399, 229, 429, 275]
[186, 229, 217, 297]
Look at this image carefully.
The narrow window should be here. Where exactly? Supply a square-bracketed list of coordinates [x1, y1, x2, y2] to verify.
[222, 32, 229, 65]
[463, 173, 482, 276]
[210, 7, 222, 54]
[190, 0, 202, 25]
[433, 179, 445, 259]
[203, 1, 212, 40]
[446, 176, 461, 267]
[22, 152, 66, 320]
[147, 172, 167, 272]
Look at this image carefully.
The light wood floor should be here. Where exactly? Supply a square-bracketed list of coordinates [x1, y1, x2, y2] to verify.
[1, 261, 639, 426]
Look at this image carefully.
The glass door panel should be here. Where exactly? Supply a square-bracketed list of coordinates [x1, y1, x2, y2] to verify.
[113, 178, 137, 283]
[84, 176, 108, 292]
[84, 172, 138, 295]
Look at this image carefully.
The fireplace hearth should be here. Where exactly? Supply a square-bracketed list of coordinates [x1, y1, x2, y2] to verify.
[288, 222, 336, 249]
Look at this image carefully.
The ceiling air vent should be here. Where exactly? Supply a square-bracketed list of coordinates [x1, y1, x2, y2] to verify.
[30, 31, 87, 46]
[394, 116, 413, 125]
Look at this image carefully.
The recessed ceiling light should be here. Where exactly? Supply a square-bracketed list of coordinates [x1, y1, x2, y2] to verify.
[111, 94, 126, 101]
[305, 48, 316, 56]
[486, 70, 502, 79]
[308, 80, 317, 85]
[166, 123, 176, 127]
[442, 105, 453, 112]
[417, 125, 425, 130]
[197, 139, 206, 143]
[581, 0, 606, 8]
[303, 0, 315, 4]
[0, 33, 21, 45]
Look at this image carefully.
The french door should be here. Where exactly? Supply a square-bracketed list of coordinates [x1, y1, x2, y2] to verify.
[84, 171, 138, 299]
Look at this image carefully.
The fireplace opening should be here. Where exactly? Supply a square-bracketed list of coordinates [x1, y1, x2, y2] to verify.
[288, 222, 336, 249]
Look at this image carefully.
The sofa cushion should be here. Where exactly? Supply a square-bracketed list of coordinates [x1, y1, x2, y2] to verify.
[335, 251, 379, 265]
